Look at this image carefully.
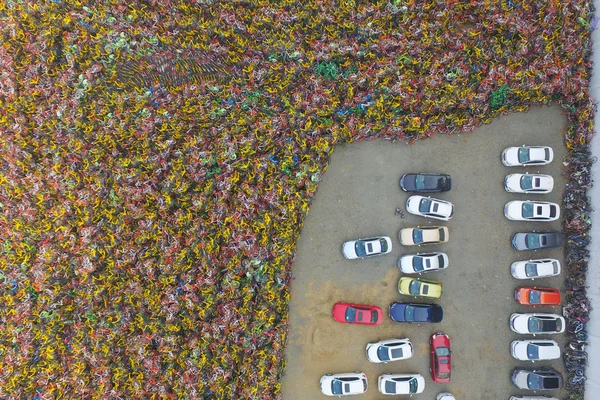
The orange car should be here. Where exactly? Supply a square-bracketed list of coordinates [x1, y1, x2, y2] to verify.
[515, 287, 561, 306]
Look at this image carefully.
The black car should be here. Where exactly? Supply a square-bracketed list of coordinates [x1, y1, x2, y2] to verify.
[389, 302, 443, 323]
[511, 368, 563, 390]
[511, 231, 563, 251]
[400, 173, 451, 193]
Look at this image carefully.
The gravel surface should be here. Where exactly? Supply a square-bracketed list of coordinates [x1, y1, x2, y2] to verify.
[281, 107, 569, 400]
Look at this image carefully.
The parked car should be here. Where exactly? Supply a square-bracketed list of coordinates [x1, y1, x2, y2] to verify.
[397, 252, 449, 274]
[511, 231, 562, 251]
[342, 236, 392, 259]
[320, 372, 368, 396]
[509, 396, 560, 400]
[398, 277, 443, 299]
[377, 373, 425, 395]
[515, 287, 561, 306]
[511, 259, 561, 279]
[332, 302, 383, 326]
[510, 340, 561, 361]
[502, 146, 554, 166]
[437, 394, 456, 400]
[510, 313, 565, 335]
[400, 173, 452, 193]
[406, 196, 454, 221]
[389, 302, 443, 323]
[399, 226, 449, 246]
[504, 173, 554, 194]
[430, 332, 451, 383]
[511, 368, 563, 390]
[366, 338, 414, 363]
[504, 201, 560, 222]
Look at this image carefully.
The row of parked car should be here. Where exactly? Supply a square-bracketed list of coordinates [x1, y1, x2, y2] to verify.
[320, 173, 457, 398]
[503, 146, 564, 396]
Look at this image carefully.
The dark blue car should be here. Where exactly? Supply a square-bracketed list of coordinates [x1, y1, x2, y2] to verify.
[389, 303, 443, 323]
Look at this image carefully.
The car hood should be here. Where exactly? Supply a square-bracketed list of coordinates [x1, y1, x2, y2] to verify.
[342, 241, 358, 259]
[406, 196, 421, 213]
[512, 370, 529, 389]
[505, 201, 523, 218]
[511, 341, 529, 360]
[511, 262, 527, 279]
[503, 147, 520, 165]
[399, 255, 416, 273]
[389, 303, 408, 321]
[511, 314, 529, 333]
[366, 343, 384, 362]
[399, 229, 415, 245]
[401, 174, 417, 191]
[511, 233, 528, 250]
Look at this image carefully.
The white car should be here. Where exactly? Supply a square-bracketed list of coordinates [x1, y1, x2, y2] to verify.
[510, 340, 561, 361]
[406, 196, 454, 221]
[511, 259, 560, 279]
[398, 252, 449, 274]
[509, 396, 560, 400]
[504, 173, 554, 194]
[342, 236, 392, 260]
[510, 313, 565, 335]
[378, 373, 425, 395]
[504, 201, 560, 222]
[320, 372, 368, 396]
[502, 146, 554, 166]
[366, 338, 414, 363]
[437, 393, 456, 400]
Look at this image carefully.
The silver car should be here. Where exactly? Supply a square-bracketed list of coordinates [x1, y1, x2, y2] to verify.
[504, 201, 560, 222]
[342, 236, 392, 260]
[510, 259, 560, 279]
[504, 173, 554, 194]
[320, 372, 368, 396]
[510, 313, 565, 335]
[510, 340, 560, 361]
[406, 196, 454, 221]
[502, 146, 554, 166]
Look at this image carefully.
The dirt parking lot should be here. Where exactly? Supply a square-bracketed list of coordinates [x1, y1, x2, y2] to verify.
[281, 107, 569, 400]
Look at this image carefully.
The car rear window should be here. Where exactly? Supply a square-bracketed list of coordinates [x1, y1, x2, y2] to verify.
[541, 237, 547, 246]
[380, 239, 388, 252]
[544, 377, 560, 389]
[370, 310, 379, 324]
[549, 207, 557, 218]
[545, 148, 550, 160]
[438, 229, 445, 241]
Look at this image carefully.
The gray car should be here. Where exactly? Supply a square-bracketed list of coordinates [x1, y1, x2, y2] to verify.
[511, 231, 562, 251]
[511, 368, 563, 390]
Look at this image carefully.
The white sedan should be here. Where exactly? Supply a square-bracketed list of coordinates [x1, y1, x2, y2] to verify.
[502, 146, 554, 166]
[406, 196, 454, 221]
[504, 201, 560, 222]
[397, 252, 449, 274]
[378, 373, 425, 395]
[511, 259, 561, 279]
[504, 173, 554, 194]
[511, 340, 561, 361]
[366, 338, 414, 363]
[509, 396, 560, 400]
[320, 372, 368, 396]
[342, 236, 392, 260]
[509, 313, 565, 335]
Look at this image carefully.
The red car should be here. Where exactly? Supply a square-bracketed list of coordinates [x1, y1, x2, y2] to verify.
[430, 332, 451, 383]
[515, 287, 561, 306]
[332, 302, 383, 326]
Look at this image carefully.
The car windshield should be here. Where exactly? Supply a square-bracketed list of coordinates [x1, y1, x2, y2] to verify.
[526, 234, 540, 249]
[529, 290, 541, 304]
[355, 242, 366, 257]
[331, 380, 343, 395]
[518, 148, 531, 163]
[345, 307, 356, 323]
[419, 198, 432, 213]
[413, 257, 424, 271]
[525, 263, 538, 277]
[522, 202, 534, 218]
[379, 239, 389, 252]
[438, 372, 450, 379]
[370, 310, 379, 324]
[404, 305, 415, 321]
[527, 344, 539, 359]
[390, 348, 404, 359]
[520, 175, 533, 190]
[409, 378, 418, 394]
[436, 347, 451, 357]
[527, 374, 542, 389]
[377, 346, 390, 362]
[409, 280, 421, 295]
[438, 228, 445, 241]
[413, 230, 423, 244]
[415, 175, 426, 190]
